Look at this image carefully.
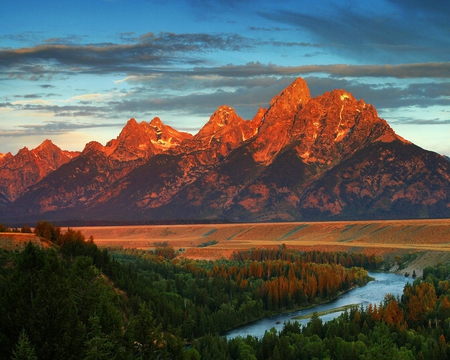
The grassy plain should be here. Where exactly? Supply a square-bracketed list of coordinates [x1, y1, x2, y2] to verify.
[73, 219, 450, 275]
[73, 219, 450, 254]
[3, 219, 450, 276]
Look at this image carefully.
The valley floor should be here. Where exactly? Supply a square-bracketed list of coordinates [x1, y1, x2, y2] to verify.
[74, 219, 450, 271]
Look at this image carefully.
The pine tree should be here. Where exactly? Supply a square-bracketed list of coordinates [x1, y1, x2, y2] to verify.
[129, 302, 163, 359]
[11, 329, 38, 360]
[84, 316, 115, 360]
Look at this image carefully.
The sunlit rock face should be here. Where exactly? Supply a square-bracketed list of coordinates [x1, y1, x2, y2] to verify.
[2, 77, 450, 223]
[250, 77, 311, 165]
[0, 140, 80, 202]
[187, 105, 261, 164]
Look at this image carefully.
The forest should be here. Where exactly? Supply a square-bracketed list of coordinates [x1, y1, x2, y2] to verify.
[1, 221, 450, 359]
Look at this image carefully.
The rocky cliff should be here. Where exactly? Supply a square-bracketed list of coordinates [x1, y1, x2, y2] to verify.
[0, 140, 79, 202]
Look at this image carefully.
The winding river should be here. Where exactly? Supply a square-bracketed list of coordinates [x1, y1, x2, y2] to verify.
[224, 272, 411, 339]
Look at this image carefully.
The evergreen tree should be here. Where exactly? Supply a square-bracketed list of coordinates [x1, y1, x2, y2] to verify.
[129, 302, 163, 359]
[11, 329, 38, 360]
[84, 316, 115, 360]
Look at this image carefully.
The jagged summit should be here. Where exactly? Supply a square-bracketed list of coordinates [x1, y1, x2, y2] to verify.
[0, 140, 79, 202]
[84, 117, 193, 160]
[149, 117, 192, 150]
[267, 77, 311, 115]
[2, 77, 449, 223]
[0, 152, 13, 162]
[195, 105, 257, 141]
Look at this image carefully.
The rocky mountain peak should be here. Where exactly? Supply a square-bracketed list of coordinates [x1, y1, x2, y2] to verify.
[250, 79, 405, 166]
[16, 146, 30, 156]
[0, 140, 79, 202]
[149, 116, 164, 129]
[0, 152, 13, 166]
[250, 78, 311, 164]
[195, 106, 240, 139]
[180, 105, 260, 164]
[84, 117, 194, 162]
[266, 77, 311, 121]
[103, 119, 156, 161]
[34, 139, 55, 151]
[149, 117, 193, 151]
[82, 141, 106, 155]
[214, 105, 237, 126]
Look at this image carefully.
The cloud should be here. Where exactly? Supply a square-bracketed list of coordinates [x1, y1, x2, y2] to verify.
[190, 62, 450, 79]
[390, 118, 450, 125]
[11, 99, 52, 106]
[183, 0, 263, 16]
[0, 31, 45, 46]
[0, 32, 255, 79]
[8, 100, 113, 119]
[0, 120, 121, 137]
[257, 2, 450, 63]
[69, 92, 118, 103]
[2, 25, 449, 83]
[44, 35, 87, 45]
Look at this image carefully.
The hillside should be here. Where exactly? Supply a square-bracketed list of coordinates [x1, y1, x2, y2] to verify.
[0, 233, 44, 251]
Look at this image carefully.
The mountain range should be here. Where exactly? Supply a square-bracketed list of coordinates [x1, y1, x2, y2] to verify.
[1, 77, 449, 224]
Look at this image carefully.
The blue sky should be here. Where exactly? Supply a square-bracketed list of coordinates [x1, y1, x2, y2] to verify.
[1, 0, 449, 155]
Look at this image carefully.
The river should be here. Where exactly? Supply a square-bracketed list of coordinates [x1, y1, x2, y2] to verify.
[224, 272, 411, 339]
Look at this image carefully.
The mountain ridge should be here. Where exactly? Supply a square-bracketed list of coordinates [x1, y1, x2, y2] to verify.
[1, 77, 449, 224]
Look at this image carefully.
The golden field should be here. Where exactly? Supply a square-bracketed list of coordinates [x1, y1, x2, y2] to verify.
[73, 218, 450, 261]
[1, 219, 450, 277]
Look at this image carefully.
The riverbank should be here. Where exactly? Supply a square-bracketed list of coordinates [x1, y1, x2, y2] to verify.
[292, 303, 360, 320]
[390, 251, 450, 278]
[224, 272, 411, 339]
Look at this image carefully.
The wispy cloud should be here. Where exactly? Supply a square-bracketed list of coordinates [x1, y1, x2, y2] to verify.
[257, 1, 450, 63]
[0, 32, 255, 80]
[390, 118, 450, 125]
[2, 27, 450, 83]
[0, 120, 121, 137]
[188, 62, 450, 79]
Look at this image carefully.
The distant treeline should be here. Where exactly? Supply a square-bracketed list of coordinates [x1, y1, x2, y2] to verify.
[0, 222, 32, 233]
[2, 218, 234, 228]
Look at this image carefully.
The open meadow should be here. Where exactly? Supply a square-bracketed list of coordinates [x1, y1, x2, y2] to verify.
[3, 218, 450, 276]
[74, 218, 450, 260]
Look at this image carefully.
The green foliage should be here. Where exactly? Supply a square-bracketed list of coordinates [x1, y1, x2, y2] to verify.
[34, 220, 61, 242]
[233, 247, 384, 270]
[197, 240, 218, 247]
[3, 223, 450, 359]
[0, 223, 10, 232]
[154, 246, 177, 259]
[20, 225, 32, 233]
[11, 329, 38, 360]
[129, 302, 164, 359]
[84, 316, 116, 360]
